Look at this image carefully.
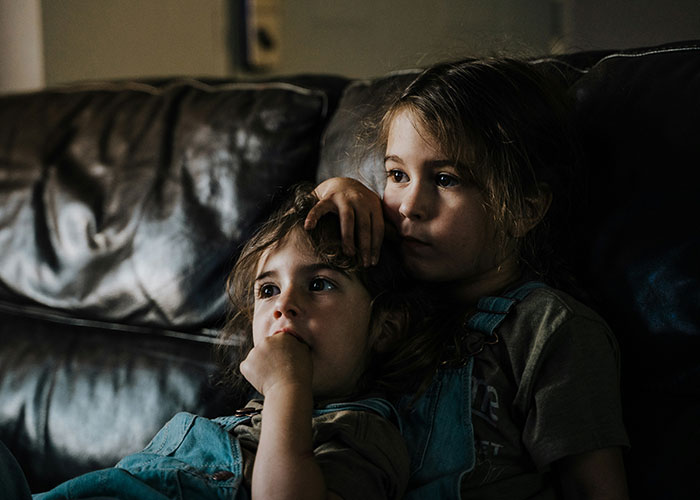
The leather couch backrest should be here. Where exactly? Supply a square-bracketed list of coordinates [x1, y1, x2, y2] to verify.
[0, 80, 338, 332]
[570, 44, 700, 498]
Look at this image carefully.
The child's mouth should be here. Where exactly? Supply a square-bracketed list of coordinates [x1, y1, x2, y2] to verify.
[402, 235, 431, 249]
[274, 328, 311, 348]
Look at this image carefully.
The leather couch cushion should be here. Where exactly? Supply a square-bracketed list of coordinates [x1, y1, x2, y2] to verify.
[0, 80, 332, 332]
[0, 309, 226, 492]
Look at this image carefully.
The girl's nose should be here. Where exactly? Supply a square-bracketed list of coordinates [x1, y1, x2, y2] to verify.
[399, 182, 431, 220]
[273, 289, 300, 319]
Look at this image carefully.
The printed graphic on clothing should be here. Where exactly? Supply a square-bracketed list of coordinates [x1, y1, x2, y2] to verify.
[471, 375, 499, 426]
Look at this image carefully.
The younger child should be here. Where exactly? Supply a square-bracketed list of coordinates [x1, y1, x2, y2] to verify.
[4, 185, 425, 500]
[307, 58, 630, 499]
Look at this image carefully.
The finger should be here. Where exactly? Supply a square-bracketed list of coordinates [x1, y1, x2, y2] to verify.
[370, 210, 385, 266]
[336, 204, 356, 256]
[312, 177, 339, 200]
[355, 209, 373, 267]
[304, 199, 337, 230]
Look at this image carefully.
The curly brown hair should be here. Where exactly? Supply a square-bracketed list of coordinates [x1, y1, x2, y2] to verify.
[216, 184, 441, 401]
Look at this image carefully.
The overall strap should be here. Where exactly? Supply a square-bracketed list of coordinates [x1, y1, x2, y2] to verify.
[313, 397, 401, 431]
[213, 397, 401, 432]
[213, 408, 261, 432]
[465, 281, 548, 337]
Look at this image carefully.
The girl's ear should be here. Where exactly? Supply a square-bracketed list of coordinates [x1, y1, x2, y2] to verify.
[513, 183, 552, 238]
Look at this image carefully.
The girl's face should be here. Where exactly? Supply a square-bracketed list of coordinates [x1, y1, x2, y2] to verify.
[252, 228, 373, 400]
[383, 108, 519, 303]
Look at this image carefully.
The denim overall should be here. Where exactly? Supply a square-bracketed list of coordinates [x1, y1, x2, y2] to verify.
[33, 397, 398, 500]
[399, 281, 546, 499]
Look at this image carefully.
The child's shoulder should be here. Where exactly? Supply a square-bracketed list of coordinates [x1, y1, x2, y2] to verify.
[521, 284, 607, 323]
[496, 284, 620, 386]
[505, 282, 615, 347]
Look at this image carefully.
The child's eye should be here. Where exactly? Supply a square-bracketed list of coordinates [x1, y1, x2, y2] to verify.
[258, 284, 280, 298]
[435, 173, 459, 188]
[386, 169, 409, 183]
[309, 278, 336, 292]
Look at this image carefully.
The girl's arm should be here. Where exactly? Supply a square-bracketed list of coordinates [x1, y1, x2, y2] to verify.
[240, 333, 342, 500]
[253, 378, 341, 500]
[555, 447, 629, 500]
[305, 177, 384, 267]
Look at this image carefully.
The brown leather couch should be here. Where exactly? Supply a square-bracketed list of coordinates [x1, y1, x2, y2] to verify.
[1, 41, 699, 498]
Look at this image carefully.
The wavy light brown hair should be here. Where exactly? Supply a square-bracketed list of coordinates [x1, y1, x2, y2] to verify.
[217, 184, 440, 400]
[376, 58, 581, 288]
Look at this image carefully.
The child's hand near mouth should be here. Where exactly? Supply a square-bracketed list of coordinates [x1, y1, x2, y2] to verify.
[240, 330, 313, 397]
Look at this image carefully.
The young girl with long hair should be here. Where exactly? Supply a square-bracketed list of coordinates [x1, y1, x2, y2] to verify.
[306, 58, 630, 499]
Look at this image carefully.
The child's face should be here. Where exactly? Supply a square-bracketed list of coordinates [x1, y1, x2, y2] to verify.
[252, 228, 373, 400]
[383, 109, 518, 300]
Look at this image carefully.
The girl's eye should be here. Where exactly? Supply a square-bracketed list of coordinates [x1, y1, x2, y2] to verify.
[435, 173, 459, 188]
[309, 278, 335, 292]
[386, 169, 408, 183]
[258, 284, 280, 298]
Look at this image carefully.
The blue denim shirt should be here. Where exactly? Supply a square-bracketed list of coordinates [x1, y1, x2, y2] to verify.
[32, 397, 398, 500]
[33, 412, 248, 500]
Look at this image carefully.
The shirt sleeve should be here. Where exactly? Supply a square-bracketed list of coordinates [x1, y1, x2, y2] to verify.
[311, 410, 409, 500]
[522, 312, 630, 467]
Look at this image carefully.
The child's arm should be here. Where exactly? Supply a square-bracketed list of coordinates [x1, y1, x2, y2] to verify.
[239, 332, 342, 500]
[555, 447, 629, 500]
[305, 177, 384, 267]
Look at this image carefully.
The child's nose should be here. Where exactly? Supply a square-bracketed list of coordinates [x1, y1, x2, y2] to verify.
[273, 289, 300, 319]
[399, 182, 431, 220]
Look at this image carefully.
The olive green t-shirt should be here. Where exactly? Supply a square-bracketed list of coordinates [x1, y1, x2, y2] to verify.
[461, 287, 630, 499]
[234, 400, 409, 500]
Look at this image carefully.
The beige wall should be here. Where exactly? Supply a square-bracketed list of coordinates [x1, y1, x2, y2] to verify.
[39, 0, 558, 86]
[3, 0, 698, 89]
[0, 0, 44, 93]
[41, 0, 231, 85]
[274, 0, 554, 77]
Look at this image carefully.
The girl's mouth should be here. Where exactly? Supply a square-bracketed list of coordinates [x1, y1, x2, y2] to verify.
[274, 328, 310, 347]
[402, 235, 431, 248]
